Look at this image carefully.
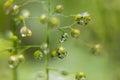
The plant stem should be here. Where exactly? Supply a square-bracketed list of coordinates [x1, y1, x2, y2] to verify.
[12, 41, 18, 80]
[11, 16, 18, 80]
[45, 0, 51, 80]
[45, 52, 49, 80]
[13, 67, 18, 80]
[45, 18, 50, 80]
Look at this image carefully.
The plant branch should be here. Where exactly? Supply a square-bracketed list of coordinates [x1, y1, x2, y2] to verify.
[11, 16, 18, 80]
[45, 0, 51, 80]
[13, 67, 18, 80]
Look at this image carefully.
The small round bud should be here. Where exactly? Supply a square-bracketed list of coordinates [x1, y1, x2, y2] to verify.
[40, 42, 49, 54]
[20, 26, 32, 37]
[11, 35, 18, 41]
[57, 46, 67, 59]
[50, 17, 60, 27]
[55, 4, 64, 13]
[17, 54, 25, 63]
[4, 0, 14, 14]
[8, 55, 18, 68]
[18, 15, 24, 21]
[4, 0, 13, 8]
[51, 50, 57, 57]
[71, 29, 80, 38]
[34, 50, 43, 59]
[91, 44, 101, 55]
[58, 46, 64, 52]
[39, 14, 47, 23]
[82, 12, 91, 20]
[78, 12, 91, 26]
[43, 48, 49, 54]
[75, 12, 91, 26]
[75, 72, 86, 80]
[75, 14, 82, 21]
[21, 10, 30, 18]
[40, 42, 48, 50]
[60, 33, 69, 43]
[84, 14, 90, 20]
[12, 4, 19, 14]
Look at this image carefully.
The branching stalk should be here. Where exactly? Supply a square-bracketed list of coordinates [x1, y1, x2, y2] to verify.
[12, 16, 18, 80]
[13, 67, 18, 80]
[45, 0, 51, 80]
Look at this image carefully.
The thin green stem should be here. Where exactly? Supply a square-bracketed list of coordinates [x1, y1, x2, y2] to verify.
[11, 15, 19, 80]
[58, 14, 75, 18]
[57, 22, 76, 32]
[18, 46, 31, 54]
[45, 52, 49, 80]
[22, 19, 26, 26]
[20, 45, 41, 48]
[45, 0, 51, 80]
[11, 16, 17, 35]
[13, 67, 18, 80]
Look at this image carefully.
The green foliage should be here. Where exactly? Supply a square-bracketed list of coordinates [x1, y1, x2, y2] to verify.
[0, 0, 120, 80]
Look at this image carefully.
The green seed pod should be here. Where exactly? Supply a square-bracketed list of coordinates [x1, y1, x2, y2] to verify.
[75, 14, 82, 21]
[91, 44, 100, 55]
[17, 54, 25, 63]
[34, 50, 43, 59]
[57, 46, 67, 59]
[71, 29, 80, 38]
[75, 72, 86, 80]
[18, 15, 24, 21]
[55, 4, 64, 13]
[51, 50, 57, 57]
[20, 26, 32, 37]
[50, 17, 60, 27]
[4, 0, 14, 14]
[8, 55, 18, 68]
[11, 35, 18, 41]
[82, 12, 91, 20]
[4, 0, 14, 8]
[75, 12, 91, 26]
[60, 33, 69, 43]
[12, 4, 19, 14]
[39, 14, 47, 23]
[79, 12, 91, 26]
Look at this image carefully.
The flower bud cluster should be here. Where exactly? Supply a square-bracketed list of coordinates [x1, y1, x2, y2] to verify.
[8, 54, 25, 68]
[75, 72, 86, 80]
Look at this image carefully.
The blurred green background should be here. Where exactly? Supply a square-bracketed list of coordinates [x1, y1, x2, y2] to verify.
[0, 0, 120, 80]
